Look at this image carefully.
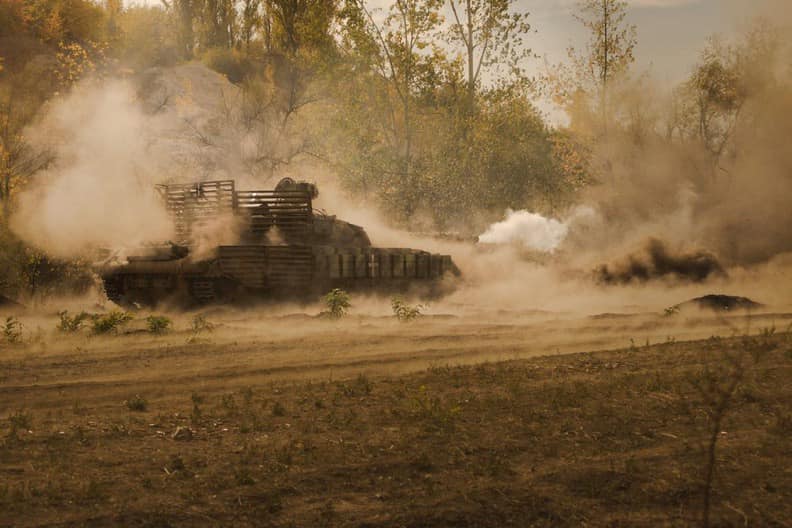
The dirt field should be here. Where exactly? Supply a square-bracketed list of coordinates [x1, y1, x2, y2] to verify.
[1, 309, 791, 527]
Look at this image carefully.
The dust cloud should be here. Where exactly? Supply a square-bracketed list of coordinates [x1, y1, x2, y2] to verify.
[10, 81, 174, 257]
[594, 238, 725, 285]
[189, 213, 247, 260]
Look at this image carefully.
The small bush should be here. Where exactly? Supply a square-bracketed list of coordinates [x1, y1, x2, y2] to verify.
[190, 314, 214, 334]
[320, 289, 350, 319]
[235, 466, 255, 486]
[272, 401, 287, 417]
[202, 47, 256, 83]
[91, 311, 133, 335]
[187, 314, 215, 344]
[167, 454, 185, 472]
[57, 310, 91, 333]
[391, 297, 424, 322]
[145, 315, 172, 334]
[5, 410, 32, 442]
[7, 410, 32, 431]
[125, 395, 148, 412]
[337, 373, 373, 397]
[2, 316, 23, 344]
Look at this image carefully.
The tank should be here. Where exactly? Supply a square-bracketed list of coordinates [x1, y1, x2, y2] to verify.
[98, 178, 460, 307]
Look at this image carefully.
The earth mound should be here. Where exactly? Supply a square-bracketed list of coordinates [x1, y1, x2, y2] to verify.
[683, 294, 763, 312]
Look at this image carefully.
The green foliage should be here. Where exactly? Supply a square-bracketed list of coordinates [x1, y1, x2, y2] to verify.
[0, 230, 93, 303]
[391, 297, 424, 322]
[444, 0, 533, 100]
[57, 310, 91, 333]
[332, 69, 573, 228]
[320, 288, 350, 319]
[117, 6, 181, 68]
[545, 0, 637, 137]
[573, 0, 637, 87]
[90, 311, 133, 335]
[145, 315, 172, 334]
[2, 316, 23, 344]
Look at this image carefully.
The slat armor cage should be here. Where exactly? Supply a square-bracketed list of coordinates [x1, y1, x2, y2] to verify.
[158, 180, 313, 244]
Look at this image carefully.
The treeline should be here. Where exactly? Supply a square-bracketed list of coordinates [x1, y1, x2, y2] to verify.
[1, 0, 586, 230]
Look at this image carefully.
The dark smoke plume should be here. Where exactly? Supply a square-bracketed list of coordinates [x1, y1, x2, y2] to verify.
[595, 238, 725, 285]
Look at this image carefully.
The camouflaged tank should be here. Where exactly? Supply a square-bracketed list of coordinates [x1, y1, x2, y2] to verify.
[98, 178, 460, 307]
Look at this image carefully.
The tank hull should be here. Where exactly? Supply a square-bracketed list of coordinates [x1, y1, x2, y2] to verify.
[100, 244, 459, 308]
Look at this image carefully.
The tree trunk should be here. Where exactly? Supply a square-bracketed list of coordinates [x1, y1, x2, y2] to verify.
[466, 0, 474, 108]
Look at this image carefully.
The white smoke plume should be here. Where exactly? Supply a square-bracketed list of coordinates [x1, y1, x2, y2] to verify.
[478, 206, 596, 252]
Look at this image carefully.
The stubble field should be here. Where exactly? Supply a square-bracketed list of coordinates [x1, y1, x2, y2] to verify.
[1, 308, 790, 527]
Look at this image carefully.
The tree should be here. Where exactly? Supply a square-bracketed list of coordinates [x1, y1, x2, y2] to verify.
[198, 0, 238, 49]
[564, 0, 636, 133]
[105, 0, 123, 49]
[264, 0, 338, 56]
[162, 0, 197, 58]
[340, 0, 443, 206]
[118, 5, 181, 68]
[240, 0, 262, 52]
[670, 21, 781, 172]
[444, 0, 532, 109]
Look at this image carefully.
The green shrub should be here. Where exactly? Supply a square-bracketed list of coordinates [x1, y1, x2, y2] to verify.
[145, 315, 172, 334]
[320, 289, 350, 319]
[57, 310, 91, 332]
[91, 311, 133, 335]
[125, 395, 148, 412]
[2, 316, 23, 344]
[391, 297, 424, 322]
[272, 401, 286, 417]
[7, 410, 31, 431]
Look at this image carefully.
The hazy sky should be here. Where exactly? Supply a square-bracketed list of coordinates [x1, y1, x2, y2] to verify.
[527, 0, 773, 85]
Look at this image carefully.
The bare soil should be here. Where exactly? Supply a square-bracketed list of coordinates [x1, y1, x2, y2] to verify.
[0, 310, 790, 527]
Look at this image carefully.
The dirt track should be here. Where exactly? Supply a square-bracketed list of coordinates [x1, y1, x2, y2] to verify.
[4, 309, 788, 405]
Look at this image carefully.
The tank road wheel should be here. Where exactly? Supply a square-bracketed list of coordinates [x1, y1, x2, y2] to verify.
[102, 275, 124, 305]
